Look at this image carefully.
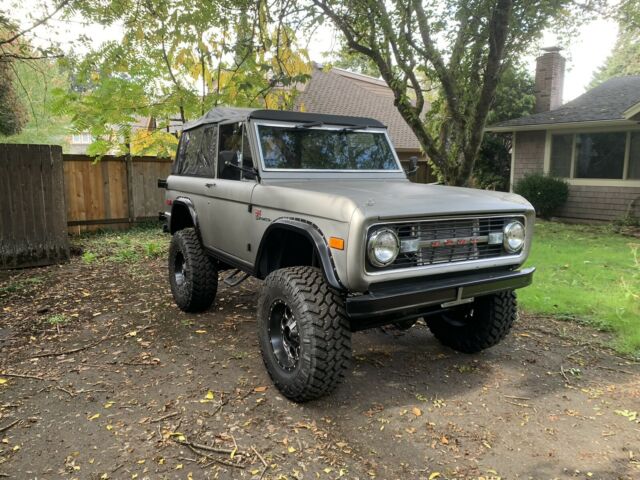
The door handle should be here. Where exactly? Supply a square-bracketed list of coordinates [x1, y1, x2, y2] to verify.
[205, 182, 216, 188]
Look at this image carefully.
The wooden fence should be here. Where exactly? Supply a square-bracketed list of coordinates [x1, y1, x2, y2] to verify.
[0, 144, 70, 269]
[63, 154, 173, 234]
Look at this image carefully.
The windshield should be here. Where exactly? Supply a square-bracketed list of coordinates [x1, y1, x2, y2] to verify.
[257, 125, 399, 170]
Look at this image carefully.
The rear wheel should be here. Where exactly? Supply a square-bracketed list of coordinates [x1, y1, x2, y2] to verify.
[168, 228, 218, 312]
[426, 291, 517, 353]
[257, 266, 351, 402]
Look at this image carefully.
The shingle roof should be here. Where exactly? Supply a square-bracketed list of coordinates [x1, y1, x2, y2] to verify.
[294, 66, 422, 151]
[488, 75, 640, 130]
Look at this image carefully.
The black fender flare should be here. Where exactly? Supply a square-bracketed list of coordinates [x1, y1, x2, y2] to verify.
[170, 197, 200, 236]
[255, 218, 345, 291]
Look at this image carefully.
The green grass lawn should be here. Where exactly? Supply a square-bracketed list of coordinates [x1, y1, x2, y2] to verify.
[519, 221, 640, 355]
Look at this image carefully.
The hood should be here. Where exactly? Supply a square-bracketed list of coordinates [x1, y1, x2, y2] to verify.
[260, 179, 533, 220]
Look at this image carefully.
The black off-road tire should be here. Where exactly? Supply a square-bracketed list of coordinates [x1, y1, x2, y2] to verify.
[426, 291, 517, 353]
[257, 266, 351, 402]
[168, 228, 218, 312]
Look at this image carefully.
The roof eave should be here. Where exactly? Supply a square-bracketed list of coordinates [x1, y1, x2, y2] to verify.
[485, 119, 638, 133]
[623, 101, 640, 120]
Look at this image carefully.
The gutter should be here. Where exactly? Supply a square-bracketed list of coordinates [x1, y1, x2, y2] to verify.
[485, 119, 638, 133]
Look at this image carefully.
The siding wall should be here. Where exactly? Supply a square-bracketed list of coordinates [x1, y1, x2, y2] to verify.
[512, 130, 640, 222]
[558, 185, 640, 222]
[512, 131, 545, 186]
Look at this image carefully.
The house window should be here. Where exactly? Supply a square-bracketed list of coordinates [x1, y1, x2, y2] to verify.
[629, 132, 640, 180]
[547, 130, 640, 181]
[550, 134, 573, 177]
[575, 133, 626, 179]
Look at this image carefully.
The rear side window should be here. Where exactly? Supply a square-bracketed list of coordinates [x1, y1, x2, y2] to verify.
[174, 126, 217, 177]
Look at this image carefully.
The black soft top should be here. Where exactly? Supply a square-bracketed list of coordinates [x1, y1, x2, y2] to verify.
[183, 107, 386, 131]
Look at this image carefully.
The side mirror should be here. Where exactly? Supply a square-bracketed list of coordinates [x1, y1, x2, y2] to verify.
[406, 156, 419, 176]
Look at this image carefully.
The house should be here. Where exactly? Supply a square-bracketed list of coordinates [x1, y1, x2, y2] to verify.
[486, 48, 640, 222]
[295, 64, 433, 183]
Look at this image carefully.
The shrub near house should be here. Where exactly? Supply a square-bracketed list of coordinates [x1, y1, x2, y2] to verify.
[515, 173, 569, 218]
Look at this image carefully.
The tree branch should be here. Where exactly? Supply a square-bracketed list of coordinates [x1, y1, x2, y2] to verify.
[0, 0, 70, 46]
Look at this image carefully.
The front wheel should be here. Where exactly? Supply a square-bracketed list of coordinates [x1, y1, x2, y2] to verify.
[426, 291, 517, 353]
[168, 228, 218, 312]
[257, 266, 351, 402]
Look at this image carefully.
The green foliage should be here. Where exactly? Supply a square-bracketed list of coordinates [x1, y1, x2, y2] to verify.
[143, 241, 163, 258]
[0, 276, 43, 298]
[591, 0, 640, 86]
[73, 225, 168, 263]
[520, 221, 640, 355]
[312, 0, 598, 186]
[82, 251, 97, 264]
[0, 60, 70, 146]
[112, 248, 140, 263]
[0, 60, 27, 135]
[54, 0, 312, 157]
[47, 314, 68, 326]
[327, 41, 380, 77]
[474, 65, 535, 191]
[514, 173, 569, 218]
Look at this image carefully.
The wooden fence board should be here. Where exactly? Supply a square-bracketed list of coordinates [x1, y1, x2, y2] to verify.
[0, 144, 69, 269]
[63, 154, 173, 233]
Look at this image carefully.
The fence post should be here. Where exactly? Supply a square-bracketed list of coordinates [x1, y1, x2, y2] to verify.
[125, 146, 135, 223]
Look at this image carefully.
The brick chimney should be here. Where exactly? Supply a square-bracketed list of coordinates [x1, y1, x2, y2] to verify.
[534, 47, 565, 113]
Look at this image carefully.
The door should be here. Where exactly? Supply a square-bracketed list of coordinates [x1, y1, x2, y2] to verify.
[203, 121, 257, 263]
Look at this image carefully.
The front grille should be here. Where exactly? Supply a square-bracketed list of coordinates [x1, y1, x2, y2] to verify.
[367, 215, 524, 271]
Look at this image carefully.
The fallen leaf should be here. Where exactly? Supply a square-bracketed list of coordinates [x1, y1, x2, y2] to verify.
[0, 378, 7, 385]
[440, 435, 449, 445]
[429, 473, 441, 480]
[104, 401, 115, 408]
[200, 391, 215, 403]
[411, 407, 422, 417]
[89, 413, 100, 421]
[287, 446, 296, 453]
[195, 330, 207, 334]
[254, 386, 268, 392]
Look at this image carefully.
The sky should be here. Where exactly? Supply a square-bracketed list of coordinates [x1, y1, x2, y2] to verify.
[3, 2, 620, 103]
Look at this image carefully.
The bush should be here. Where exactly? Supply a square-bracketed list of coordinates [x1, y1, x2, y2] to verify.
[514, 173, 569, 218]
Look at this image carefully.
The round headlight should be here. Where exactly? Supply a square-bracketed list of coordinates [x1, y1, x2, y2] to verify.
[503, 221, 525, 253]
[367, 228, 399, 267]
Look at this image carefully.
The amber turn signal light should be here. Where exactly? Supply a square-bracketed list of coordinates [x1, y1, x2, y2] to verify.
[329, 237, 344, 250]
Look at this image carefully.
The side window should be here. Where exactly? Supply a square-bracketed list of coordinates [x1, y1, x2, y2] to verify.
[175, 126, 216, 177]
[241, 125, 255, 179]
[199, 126, 217, 177]
[182, 128, 203, 175]
[173, 132, 189, 174]
[218, 122, 243, 180]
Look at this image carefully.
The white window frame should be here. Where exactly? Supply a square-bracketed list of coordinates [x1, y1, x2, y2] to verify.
[543, 125, 640, 187]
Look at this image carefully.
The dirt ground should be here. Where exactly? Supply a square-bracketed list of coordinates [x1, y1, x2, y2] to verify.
[1, 233, 639, 480]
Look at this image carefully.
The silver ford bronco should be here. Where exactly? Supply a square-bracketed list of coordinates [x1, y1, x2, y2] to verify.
[160, 107, 535, 402]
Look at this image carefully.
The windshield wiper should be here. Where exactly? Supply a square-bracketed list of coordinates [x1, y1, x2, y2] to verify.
[294, 121, 324, 129]
[339, 125, 368, 133]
